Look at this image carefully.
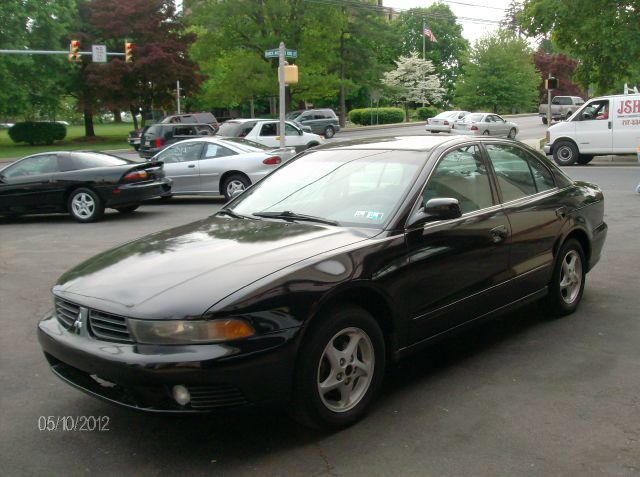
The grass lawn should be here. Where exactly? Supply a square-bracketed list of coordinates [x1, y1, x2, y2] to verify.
[0, 123, 136, 159]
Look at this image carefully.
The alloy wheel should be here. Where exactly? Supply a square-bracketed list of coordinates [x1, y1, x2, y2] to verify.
[71, 192, 96, 219]
[559, 250, 582, 304]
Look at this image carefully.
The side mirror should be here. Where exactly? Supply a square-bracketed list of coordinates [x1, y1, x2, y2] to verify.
[407, 198, 462, 228]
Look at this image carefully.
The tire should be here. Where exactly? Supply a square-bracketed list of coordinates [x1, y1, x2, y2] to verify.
[134, 144, 140, 151]
[324, 126, 335, 139]
[543, 239, 586, 316]
[306, 142, 320, 149]
[553, 140, 579, 166]
[541, 117, 548, 125]
[508, 128, 517, 139]
[290, 305, 386, 430]
[159, 194, 173, 201]
[221, 174, 250, 201]
[68, 188, 104, 223]
[576, 155, 594, 165]
[115, 205, 139, 214]
[482, 130, 490, 136]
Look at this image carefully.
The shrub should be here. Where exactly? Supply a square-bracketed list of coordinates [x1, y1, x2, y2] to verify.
[348, 107, 405, 125]
[416, 106, 439, 120]
[8, 122, 67, 145]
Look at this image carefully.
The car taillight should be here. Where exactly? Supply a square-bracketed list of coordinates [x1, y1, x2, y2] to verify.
[470, 125, 478, 131]
[263, 156, 281, 165]
[154, 138, 163, 148]
[124, 170, 149, 181]
[443, 120, 449, 126]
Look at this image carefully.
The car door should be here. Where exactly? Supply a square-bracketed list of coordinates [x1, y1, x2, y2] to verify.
[0, 154, 62, 214]
[199, 143, 237, 192]
[284, 122, 305, 147]
[155, 142, 204, 193]
[406, 144, 512, 341]
[574, 99, 613, 153]
[255, 122, 279, 148]
[493, 115, 510, 136]
[484, 143, 565, 298]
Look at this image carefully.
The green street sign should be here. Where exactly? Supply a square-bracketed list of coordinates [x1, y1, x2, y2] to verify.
[264, 48, 298, 59]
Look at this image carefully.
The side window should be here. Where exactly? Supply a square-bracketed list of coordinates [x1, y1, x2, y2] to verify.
[527, 155, 555, 192]
[204, 144, 235, 159]
[423, 145, 493, 214]
[260, 123, 277, 136]
[285, 123, 300, 135]
[158, 143, 203, 163]
[580, 100, 609, 121]
[485, 145, 537, 202]
[3, 154, 59, 178]
[241, 123, 256, 137]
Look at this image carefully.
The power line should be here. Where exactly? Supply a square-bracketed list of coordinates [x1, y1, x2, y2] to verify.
[442, 0, 507, 11]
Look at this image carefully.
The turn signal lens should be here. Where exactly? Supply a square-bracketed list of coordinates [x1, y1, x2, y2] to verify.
[124, 170, 148, 181]
[129, 318, 255, 345]
[262, 156, 281, 165]
[470, 125, 478, 131]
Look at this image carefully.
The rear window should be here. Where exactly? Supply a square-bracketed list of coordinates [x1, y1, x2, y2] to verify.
[464, 114, 484, 122]
[220, 137, 269, 151]
[71, 153, 130, 168]
[145, 125, 162, 137]
[218, 121, 256, 137]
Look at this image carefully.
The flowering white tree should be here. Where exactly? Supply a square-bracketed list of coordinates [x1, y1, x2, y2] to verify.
[382, 52, 444, 120]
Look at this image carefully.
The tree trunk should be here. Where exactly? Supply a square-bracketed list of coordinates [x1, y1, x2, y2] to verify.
[339, 31, 346, 128]
[83, 109, 95, 137]
[130, 107, 138, 130]
[404, 103, 409, 122]
[112, 109, 122, 123]
[249, 97, 255, 118]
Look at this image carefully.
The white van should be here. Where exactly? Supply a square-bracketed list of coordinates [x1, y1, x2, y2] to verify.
[543, 93, 640, 165]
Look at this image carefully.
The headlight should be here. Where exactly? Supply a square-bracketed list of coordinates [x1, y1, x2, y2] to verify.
[128, 318, 255, 345]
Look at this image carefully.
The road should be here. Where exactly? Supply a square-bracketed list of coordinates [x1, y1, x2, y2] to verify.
[1, 162, 639, 476]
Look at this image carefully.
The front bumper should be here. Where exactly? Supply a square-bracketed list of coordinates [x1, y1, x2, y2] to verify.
[426, 124, 451, 133]
[103, 178, 172, 207]
[38, 312, 299, 412]
[544, 143, 552, 155]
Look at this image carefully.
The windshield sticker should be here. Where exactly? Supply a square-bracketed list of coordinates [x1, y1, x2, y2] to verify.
[367, 212, 384, 220]
[354, 210, 367, 218]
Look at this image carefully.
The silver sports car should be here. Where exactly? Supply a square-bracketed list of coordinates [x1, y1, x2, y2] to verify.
[426, 110, 469, 133]
[453, 113, 518, 138]
[151, 137, 296, 200]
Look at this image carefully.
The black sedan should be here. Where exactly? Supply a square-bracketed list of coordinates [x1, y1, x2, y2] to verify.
[37, 136, 607, 428]
[0, 151, 172, 222]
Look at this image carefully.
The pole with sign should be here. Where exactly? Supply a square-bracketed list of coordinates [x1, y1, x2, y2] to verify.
[265, 43, 298, 150]
[91, 45, 107, 63]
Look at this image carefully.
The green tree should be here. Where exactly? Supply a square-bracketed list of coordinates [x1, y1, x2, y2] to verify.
[455, 31, 538, 114]
[520, 0, 640, 93]
[391, 4, 468, 104]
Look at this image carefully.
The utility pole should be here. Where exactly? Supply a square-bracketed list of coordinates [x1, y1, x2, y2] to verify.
[176, 80, 181, 114]
[278, 41, 286, 150]
[547, 72, 552, 126]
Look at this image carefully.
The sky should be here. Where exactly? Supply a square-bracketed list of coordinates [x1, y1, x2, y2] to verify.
[383, 0, 514, 44]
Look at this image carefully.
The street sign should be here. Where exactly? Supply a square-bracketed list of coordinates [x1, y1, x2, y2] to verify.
[265, 48, 298, 59]
[92, 45, 107, 63]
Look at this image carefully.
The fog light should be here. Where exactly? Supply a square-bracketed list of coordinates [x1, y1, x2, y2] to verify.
[172, 385, 191, 406]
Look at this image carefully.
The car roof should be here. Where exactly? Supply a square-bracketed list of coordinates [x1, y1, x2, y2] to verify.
[315, 135, 470, 152]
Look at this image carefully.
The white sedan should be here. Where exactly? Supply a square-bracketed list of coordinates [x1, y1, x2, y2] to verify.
[453, 113, 519, 138]
[217, 119, 325, 151]
[151, 137, 295, 201]
[426, 110, 469, 133]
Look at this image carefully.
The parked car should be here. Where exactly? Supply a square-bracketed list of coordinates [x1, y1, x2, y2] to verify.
[37, 135, 606, 429]
[160, 112, 220, 133]
[539, 96, 585, 124]
[217, 119, 324, 151]
[0, 151, 171, 222]
[453, 113, 518, 138]
[127, 126, 149, 151]
[151, 137, 294, 200]
[544, 93, 640, 165]
[138, 123, 215, 159]
[286, 109, 340, 138]
[426, 110, 469, 133]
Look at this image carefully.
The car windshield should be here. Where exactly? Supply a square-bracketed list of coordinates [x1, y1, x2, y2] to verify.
[219, 137, 270, 151]
[434, 111, 457, 119]
[286, 111, 303, 120]
[229, 149, 422, 228]
[217, 121, 247, 136]
[463, 113, 484, 122]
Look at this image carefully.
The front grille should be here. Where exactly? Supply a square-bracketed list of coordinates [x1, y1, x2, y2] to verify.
[55, 299, 80, 330]
[186, 384, 248, 409]
[89, 309, 134, 343]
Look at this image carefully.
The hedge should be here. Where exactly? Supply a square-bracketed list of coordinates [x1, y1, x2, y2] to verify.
[416, 106, 439, 120]
[348, 107, 405, 125]
[8, 122, 67, 145]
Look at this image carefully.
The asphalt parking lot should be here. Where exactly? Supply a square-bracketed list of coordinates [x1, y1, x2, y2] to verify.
[1, 166, 639, 476]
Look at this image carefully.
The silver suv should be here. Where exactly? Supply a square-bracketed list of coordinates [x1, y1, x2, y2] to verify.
[286, 109, 340, 138]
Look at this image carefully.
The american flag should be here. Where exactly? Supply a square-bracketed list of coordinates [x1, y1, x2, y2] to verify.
[423, 23, 437, 43]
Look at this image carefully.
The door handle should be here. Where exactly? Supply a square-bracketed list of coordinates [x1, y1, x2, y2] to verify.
[608, 121, 611, 129]
[188, 164, 195, 168]
[490, 225, 508, 243]
[555, 207, 567, 218]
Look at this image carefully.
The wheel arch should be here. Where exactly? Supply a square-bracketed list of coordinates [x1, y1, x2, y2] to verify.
[553, 227, 592, 270]
[63, 184, 101, 212]
[550, 136, 579, 155]
[219, 170, 251, 193]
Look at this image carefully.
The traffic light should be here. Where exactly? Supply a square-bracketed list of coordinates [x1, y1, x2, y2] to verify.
[125, 42, 134, 63]
[68, 40, 80, 62]
[545, 77, 558, 90]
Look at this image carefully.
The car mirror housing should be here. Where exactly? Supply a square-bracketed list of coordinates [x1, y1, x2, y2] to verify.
[407, 198, 462, 228]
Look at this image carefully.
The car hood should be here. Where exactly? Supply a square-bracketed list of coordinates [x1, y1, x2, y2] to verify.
[54, 216, 377, 320]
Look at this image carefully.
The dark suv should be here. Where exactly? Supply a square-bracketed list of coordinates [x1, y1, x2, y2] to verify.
[138, 123, 214, 159]
[286, 109, 340, 138]
[160, 112, 219, 132]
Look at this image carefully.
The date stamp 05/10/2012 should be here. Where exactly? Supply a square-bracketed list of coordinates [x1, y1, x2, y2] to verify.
[37, 415, 110, 432]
